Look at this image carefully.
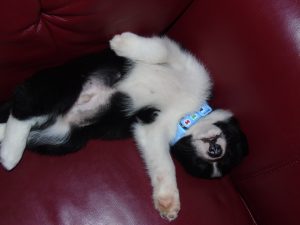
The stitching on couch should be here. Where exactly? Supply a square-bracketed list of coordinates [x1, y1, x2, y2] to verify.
[40, 14, 60, 53]
[236, 156, 300, 182]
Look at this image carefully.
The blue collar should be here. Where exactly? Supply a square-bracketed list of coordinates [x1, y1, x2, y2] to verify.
[170, 102, 213, 145]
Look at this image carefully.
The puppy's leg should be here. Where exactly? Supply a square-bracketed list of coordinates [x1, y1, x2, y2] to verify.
[133, 121, 180, 221]
[0, 123, 6, 141]
[0, 115, 36, 170]
[110, 32, 171, 64]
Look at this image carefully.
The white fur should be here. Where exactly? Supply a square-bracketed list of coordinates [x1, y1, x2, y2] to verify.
[212, 162, 222, 178]
[110, 32, 213, 220]
[113, 34, 212, 115]
[133, 114, 180, 220]
[0, 123, 5, 141]
[0, 115, 39, 170]
[110, 32, 169, 64]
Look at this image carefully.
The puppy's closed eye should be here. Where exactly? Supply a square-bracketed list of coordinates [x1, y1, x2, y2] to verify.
[200, 134, 222, 143]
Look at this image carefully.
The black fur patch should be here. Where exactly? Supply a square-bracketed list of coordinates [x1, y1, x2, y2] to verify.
[214, 117, 248, 175]
[0, 101, 11, 123]
[135, 107, 160, 124]
[171, 135, 214, 179]
[10, 49, 132, 120]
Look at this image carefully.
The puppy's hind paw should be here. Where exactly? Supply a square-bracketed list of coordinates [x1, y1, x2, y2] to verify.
[0, 146, 22, 170]
[109, 32, 140, 57]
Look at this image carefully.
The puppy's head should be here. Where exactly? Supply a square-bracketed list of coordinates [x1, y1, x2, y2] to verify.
[171, 110, 248, 179]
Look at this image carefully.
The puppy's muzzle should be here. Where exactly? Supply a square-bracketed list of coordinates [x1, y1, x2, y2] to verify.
[208, 143, 223, 158]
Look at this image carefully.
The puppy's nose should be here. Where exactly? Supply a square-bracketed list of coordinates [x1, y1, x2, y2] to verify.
[208, 143, 223, 158]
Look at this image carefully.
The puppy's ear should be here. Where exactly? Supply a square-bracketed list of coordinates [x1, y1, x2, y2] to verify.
[171, 135, 214, 179]
[0, 101, 11, 122]
[214, 117, 248, 174]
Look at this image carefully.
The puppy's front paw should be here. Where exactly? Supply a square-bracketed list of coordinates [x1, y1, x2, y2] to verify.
[154, 188, 180, 221]
[109, 32, 140, 57]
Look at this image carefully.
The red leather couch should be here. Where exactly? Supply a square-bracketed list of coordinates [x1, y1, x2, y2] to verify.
[1, 0, 299, 224]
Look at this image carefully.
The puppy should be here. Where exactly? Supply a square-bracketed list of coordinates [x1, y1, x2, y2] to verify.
[0, 32, 248, 220]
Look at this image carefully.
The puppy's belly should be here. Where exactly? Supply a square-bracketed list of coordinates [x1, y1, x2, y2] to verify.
[64, 77, 116, 126]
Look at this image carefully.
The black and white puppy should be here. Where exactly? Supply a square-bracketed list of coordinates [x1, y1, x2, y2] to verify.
[0, 32, 247, 220]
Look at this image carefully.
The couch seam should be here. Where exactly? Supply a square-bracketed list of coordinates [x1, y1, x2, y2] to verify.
[238, 194, 259, 225]
[161, 0, 195, 35]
